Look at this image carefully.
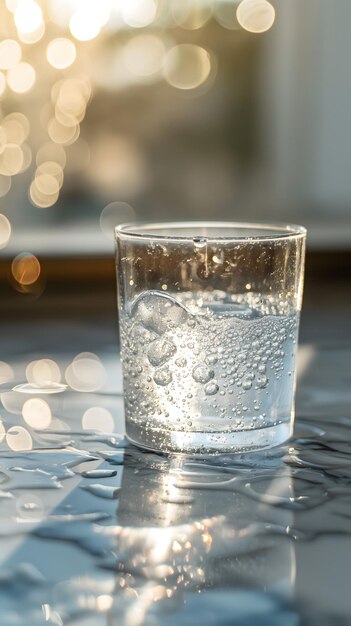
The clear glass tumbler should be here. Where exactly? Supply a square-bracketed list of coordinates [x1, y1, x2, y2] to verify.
[115, 222, 306, 453]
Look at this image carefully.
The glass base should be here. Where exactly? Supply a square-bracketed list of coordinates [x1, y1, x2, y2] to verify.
[126, 419, 291, 455]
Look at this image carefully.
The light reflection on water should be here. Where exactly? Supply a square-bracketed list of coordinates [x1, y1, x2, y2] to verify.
[0, 348, 350, 625]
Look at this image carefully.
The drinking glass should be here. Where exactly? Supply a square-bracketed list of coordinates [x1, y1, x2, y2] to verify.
[115, 222, 306, 453]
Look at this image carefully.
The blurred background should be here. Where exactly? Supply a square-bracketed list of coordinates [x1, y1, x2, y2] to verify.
[0, 0, 349, 331]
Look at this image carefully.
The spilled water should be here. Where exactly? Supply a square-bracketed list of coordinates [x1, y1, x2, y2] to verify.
[0, 348, 351, 625]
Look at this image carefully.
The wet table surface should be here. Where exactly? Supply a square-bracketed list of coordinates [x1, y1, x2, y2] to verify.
[1, 321, 351, 626]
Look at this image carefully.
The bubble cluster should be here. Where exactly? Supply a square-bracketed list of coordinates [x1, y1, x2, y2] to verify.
[120, 289, 298, 447]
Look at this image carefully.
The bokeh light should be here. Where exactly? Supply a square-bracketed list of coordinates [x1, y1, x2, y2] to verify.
[0, 72, 6, 96]
[22, 397, 52, 429]
[14, 0, 43, 35]
[120, 0, 157, 28]
[18, 21, 45, 44]
[11, 253, 41, 285]
[29, 176, 60, 208]
[65, 353, 106, 392]
[7, 62, 36, 93]
[19, 143, 32, 172]
[172, 0, 212, 30]
[6, 425, 33, 451]
[123, 34, 166, 79]
[69, 1, 107, 42]
[96, 595, 114, 612]
[0, 144, 23, 176]
[0, 176, 11, 198]
[2, 113, 30, 145]
[26, 359, 61, 386]
[48, 117, 80, 146]
[100, 202, 136, 240]
[54, 77, 91, 117]
[47, 38, 76, 70]
[5, 0, 20, 12]
[163, 44, 211, 90]
[0, 39, 21, 70]
[82, 406, 114, 433]
[0, 361, 15, 384]
[0, 214, 11, 249]
[36, 161, 64, 188]
[236, 0, 275, 33]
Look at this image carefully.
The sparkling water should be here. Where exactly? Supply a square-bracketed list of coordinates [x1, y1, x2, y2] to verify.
[120, 290, 299, 452]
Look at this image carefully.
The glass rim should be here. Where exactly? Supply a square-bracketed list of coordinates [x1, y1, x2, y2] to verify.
[115, 221, 307, 242]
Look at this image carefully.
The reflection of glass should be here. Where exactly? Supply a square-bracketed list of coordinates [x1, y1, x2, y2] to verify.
[115, 222, 306, 453]
[109, 448, 295, 625]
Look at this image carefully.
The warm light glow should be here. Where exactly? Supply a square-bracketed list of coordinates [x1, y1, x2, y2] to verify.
[100, 202, 136, 240]
[0, 361, 14, 384]
[36, 161, 64, 188]
[0, 144, 24, 176]
[3, 113, 30, 145]
[14, 0, 43, 35]
[7, 62, 36, 93]
[36, 143, 66, 168]
[35, 173, 60, 195]
[22, 397, 52, 429]
[0, 40, 21, 70]
[6, 0, 20, 12]
[236, 0, 275, 33]
[0, 176, 11, 198]
[163, 44, 211, 90]
[120, 0, 157, 28]
[29, 178, 59, 208]
[0, 72, 6, 96]
[26, 359, 61, 386]
[18, 21, 45, 44]
[11, 253, 41, 285]
[65, 353, 106, 392]
[48, 117, 80, 145]
[96, 595, 114, 612]
[69, 9, 102, 42]
[82, 406, 114, 433]
[19, 143, 32, 173]
[6, 426, 33, 451]
[47, 38, 76, 69]
[55, 78, 90, 117]
[123, 34, 166, 78]
[0, 214, 11, 249]
[172, 0, 212, 30]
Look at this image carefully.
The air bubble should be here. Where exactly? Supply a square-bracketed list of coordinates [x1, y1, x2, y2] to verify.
[175, 357, 187, 368]
[204, 381, 219, 396]
[205, 354, 218, 366]
[192, 365, 214, 384]
[153, 368, 172, 386]
[256, 375, 268, 388]
[147, 339, 176, 367]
